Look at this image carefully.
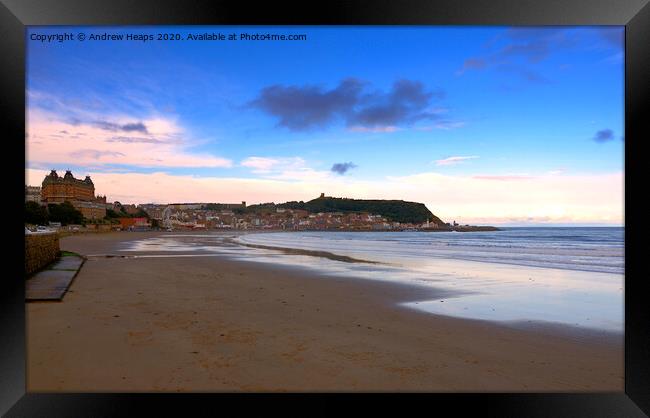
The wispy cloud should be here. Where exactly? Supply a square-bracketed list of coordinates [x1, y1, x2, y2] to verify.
[388, 170, 623, 225]
[595, 27, 624, 49]
[433, 121, 466, 130]
[348, 126, 399, 133]
[434, 156, 479, 166]
[241, 156, 306, 173]
[472, 174, 533, 181]
[106, 136, 167, 144]
[92, 120, 149, 134]
[69, 149, 126, 160]
[240, 156, 331, 181]
[547, 168, 566, 175]
[26, 103, 232, 169]
[456, 27, 613, 84]
[457, 58, 487, 73]
[498, 65, 551, 84]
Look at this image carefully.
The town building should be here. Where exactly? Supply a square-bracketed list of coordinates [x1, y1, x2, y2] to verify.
[71, 201, 107, 220]
[168, 203, 204, 210]
[123, 204, 139, 215]
[117, 217, 151, 230]
[139, 204, 165, 220]
[223, 201, 246, 209]
[41, 170, 107, 204]
[40, 170, 107, 218]
[25, 185, 41, 203]
[168, 202, 247, 210]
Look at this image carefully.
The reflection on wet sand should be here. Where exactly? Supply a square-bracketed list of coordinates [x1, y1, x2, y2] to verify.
[120, 231, 623, 334]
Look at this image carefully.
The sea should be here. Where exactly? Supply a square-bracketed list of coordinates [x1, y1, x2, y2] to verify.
[124, 227, 624, 333]
[236, 227, 624, 275]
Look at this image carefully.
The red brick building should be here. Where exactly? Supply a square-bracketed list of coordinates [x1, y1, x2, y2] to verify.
[40, 170, 107, 219]
[117, 217, 150, 230]
[71, 201, 107, 220]
[42, 170, 94, 203]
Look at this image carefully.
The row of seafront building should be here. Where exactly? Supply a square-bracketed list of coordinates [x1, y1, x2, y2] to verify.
[26, 170, 151, 231]
[149, 205, 441, 231]
[27, 170, 108, 220]
[27, 170, 447, 232]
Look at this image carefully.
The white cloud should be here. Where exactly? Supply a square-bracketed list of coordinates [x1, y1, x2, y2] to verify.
[240, 156, 333, 181]
[471, 174, 532, 180]
[241, 156, 306, 172]
[387, 171, 623, 225]
[26, 105, 232, 169]
[433, 121, 466, 130]
[434, 156, 479, 166]
[26, 168, 623, 226]
[348, 126, 399, 133]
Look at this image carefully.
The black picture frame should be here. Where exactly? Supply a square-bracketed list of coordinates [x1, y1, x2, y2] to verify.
[2, 0, 649, 416]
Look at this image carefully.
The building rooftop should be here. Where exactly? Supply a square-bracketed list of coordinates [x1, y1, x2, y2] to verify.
[42, 170, 94, 186]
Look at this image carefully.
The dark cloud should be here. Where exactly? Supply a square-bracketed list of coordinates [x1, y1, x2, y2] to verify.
[63, 117, 148, 134]
[593, 129, 615, 143]
[122, 122, 148, 132]
[92, 120, 149, 134]
[251, 79, 445, 131]
[331, 162, 357, 175]
[250, 78, 363, 131]
[348, 80, 444, 128]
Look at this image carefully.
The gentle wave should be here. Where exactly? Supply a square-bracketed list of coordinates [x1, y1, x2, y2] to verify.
[236, 228, 624, 274]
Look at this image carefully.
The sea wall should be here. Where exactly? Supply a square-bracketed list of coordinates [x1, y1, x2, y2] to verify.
[84, 224, 113, 232]
[25, 232, 60, 276]
[57, 224, 118, 238]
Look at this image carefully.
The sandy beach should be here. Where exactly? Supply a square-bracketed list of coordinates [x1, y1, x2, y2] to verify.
[26, 231, 623, 392]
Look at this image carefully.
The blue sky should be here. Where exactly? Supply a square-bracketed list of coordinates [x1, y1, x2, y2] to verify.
[25, 26, 624, 225]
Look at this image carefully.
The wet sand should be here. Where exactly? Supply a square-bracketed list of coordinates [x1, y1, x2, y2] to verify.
[27, 231, 623, 392]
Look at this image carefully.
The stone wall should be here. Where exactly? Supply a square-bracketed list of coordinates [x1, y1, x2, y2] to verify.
[25, 232, 60, 276]
[84, 223, 112, 231]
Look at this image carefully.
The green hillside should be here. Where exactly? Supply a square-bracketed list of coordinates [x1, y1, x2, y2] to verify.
[277, 196, 445, 225]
